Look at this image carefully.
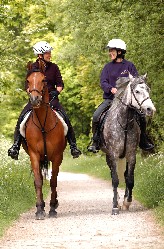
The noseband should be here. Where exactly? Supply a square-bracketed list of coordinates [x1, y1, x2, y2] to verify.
[29, 88, 44, 96]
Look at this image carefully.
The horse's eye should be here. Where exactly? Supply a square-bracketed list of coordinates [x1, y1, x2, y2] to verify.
[135, 90, 140, 94]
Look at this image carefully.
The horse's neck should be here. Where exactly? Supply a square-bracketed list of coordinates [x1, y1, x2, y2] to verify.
[109, 90, 133, 123]
[43, 88, 49, 104]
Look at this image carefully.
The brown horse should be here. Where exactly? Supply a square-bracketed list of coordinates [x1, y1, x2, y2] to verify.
[24, 65, 66, 219]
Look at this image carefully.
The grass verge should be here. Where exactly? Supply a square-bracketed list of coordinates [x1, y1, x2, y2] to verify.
[0, 136, 49, 237]
[134, 152, 164, 226]
[61, 151, 111, 180]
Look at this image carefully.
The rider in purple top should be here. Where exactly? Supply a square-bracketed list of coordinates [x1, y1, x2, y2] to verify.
[88, 38, 154, 153]
[101, 59, 138, 100]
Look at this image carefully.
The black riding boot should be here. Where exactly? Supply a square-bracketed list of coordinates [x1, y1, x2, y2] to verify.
[8, 113, 24, 160]
[87, 122, 100, 153]
[55, 108, 81, 158]
[138, 114, 154, 151]
[8, 130, 22, 160]
[67, 128, 81, 158]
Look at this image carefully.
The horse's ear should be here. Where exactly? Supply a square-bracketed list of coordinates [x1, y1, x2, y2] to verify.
[128, 72, 134, 81]
[143, 73, 147, 79]
[27, 61, 33, 71]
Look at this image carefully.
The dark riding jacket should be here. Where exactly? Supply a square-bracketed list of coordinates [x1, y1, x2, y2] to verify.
[100, 59, 138, 100]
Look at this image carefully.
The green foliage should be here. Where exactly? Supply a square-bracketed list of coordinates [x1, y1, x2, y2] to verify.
[46, 0, 164, 148]
[0, 0, 163, 149]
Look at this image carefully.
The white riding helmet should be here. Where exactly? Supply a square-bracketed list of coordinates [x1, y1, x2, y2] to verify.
[33, 41, 53, 55]
[106, 39, 126, 51]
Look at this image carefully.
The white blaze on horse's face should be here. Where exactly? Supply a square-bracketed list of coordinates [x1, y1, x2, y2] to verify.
[27, 72, 45, 108]
[130, 81, 156, 116]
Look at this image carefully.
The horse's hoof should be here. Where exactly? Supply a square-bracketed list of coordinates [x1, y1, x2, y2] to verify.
[49, 210, 57, 218]
[35, 210, 46, 220]
[122, 204, 130, 211]
[122, 199, 131, 211]
[112, 208, 119, 215]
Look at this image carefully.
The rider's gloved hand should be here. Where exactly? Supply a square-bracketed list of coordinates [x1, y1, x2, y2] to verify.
[50, 90, 60, 99]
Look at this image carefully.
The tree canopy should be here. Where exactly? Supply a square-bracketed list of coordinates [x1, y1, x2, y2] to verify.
[0, 0, 163, 150]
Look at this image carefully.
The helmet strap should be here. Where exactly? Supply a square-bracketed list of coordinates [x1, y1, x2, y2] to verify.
[116, 50, 122, 58]
[115, 50, 125, 60]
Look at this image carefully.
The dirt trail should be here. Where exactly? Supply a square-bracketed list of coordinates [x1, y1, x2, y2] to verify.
[0, 172, 163, 249]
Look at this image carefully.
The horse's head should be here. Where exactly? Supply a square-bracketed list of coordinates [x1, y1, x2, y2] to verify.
[128, 74, 156, 116]
[26, 70, 47, 108]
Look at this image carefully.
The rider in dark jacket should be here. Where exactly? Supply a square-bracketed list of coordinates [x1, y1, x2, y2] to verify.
[8, 41, 81, 159]
[88, 38, 154, 153]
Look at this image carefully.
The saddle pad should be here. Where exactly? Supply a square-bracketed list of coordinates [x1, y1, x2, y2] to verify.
[54, 111, 68, 136]
[20, 111, 32, 138]
[20, 110, 68, 138]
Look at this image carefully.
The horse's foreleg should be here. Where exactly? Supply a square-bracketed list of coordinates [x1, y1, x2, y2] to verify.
[106, 155, 119, 215]
[31, 154, 45, 220]
[49, 155, 62, 217]
[122, 161, 135, 211]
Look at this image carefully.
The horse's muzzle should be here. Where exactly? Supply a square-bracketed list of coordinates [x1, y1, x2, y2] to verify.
[145, 106, 156, 117]
[30, 95, 42, 107]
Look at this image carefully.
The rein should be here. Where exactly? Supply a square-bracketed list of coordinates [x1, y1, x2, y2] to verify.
[117, 107, 135, 159]
[27, 67, 56, 166]
[31, 105, 58, 165]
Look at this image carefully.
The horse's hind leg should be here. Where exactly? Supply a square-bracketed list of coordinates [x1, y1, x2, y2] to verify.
[106, 155, 120, 215]
[49, 156, 62, 217]
[122, 161, 135, 211]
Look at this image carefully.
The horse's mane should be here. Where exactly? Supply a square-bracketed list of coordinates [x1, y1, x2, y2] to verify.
[110, 74, 150, 111]
[111, 77, 130, 109]
[130, 75, 150, 92]
[26, 59, 46, 78]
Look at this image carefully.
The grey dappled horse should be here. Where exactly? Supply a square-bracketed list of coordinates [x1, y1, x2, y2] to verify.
[100, 74, 156, 215]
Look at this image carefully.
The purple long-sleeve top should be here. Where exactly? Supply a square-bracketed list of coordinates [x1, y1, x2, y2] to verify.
[100, 59, 138, 99]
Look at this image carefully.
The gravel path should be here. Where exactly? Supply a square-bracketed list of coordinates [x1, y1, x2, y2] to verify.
[0, 172, 163, 249]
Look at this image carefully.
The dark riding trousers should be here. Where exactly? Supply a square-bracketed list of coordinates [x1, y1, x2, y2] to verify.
[92, 99, 112, 123]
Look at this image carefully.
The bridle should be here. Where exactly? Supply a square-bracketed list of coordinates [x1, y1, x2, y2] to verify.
[28, 76, 47, 104]
[27, 71, 57, 167]
[116, 80, 150, 158]
[130, 83, 150, 112]
[116, 81, 150, 113]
